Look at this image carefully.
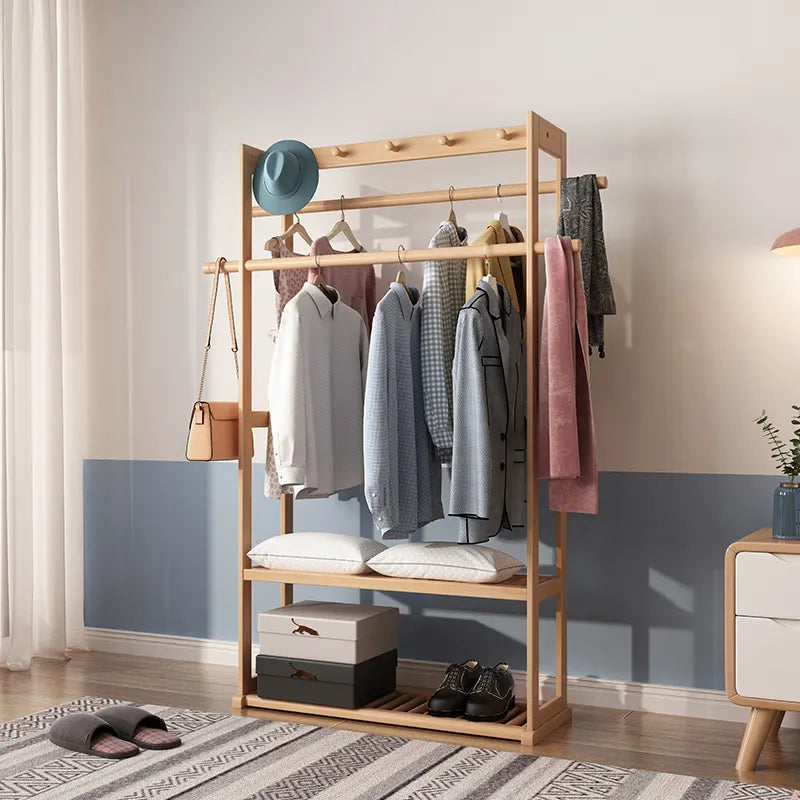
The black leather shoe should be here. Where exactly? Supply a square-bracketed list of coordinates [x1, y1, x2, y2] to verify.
[427, 660, 482, 717]
[464, 663, 515, 722]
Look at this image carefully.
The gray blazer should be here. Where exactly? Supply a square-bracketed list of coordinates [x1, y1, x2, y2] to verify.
[449, 280, 526, 544]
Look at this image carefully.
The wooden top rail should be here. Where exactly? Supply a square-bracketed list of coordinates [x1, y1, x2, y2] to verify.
[201, 239, 580, 274]
[313, 124, 528, 169]
[244, 116, 566, 172]
[251, 176, 608, 218]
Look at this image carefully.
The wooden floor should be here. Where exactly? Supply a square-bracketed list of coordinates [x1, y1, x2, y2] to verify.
[3, 652, 800, 791]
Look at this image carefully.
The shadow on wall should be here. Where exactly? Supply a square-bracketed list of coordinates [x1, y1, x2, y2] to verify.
[560, 472, 774, 689]
[84, 169, 777, 693]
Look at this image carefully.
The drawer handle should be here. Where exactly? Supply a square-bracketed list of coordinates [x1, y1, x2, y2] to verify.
[772, 554, 800, 565]
[769, 618, 800, 632]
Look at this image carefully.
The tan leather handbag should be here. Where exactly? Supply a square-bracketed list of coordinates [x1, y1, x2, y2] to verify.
[186, 257, 252, 461]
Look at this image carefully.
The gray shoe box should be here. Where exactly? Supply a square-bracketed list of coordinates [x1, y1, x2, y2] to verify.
[257, 600, 399, 664]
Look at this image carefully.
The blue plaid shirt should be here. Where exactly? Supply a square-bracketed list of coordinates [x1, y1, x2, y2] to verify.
[419, 222, 468, 463]
[363, 284, 443, 538]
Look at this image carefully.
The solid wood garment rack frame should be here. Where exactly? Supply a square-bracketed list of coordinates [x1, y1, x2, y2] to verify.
[205, 111, 607, 746]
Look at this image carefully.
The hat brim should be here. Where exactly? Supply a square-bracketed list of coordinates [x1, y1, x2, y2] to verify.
[253, 140, 320, 216]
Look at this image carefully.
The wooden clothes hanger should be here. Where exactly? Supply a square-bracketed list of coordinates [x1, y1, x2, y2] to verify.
[264, 236, 282, 254]
[395, 245, 412, 298]
[280, 213, 314, 246]
[493, 183, 513, 240]
[311, 254, 338, 304]
[447, 185, 458, 229]
[327, 195, 362, 251]
[264, 214, 313, 255]
[482, 242, 498, 295]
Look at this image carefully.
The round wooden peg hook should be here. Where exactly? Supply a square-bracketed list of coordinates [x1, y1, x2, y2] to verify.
[438, 135, 453, 147]
[496, 128, 511, 140]
[331, 146, 346, 158]
[384, 141, 398, 152]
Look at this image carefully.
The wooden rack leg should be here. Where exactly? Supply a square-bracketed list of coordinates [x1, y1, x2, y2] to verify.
[522, 110, 541, 748]
[279, 213, 294, 608]
[280, 494, 294, 605]
[555, 511, 568, 703]
[554, 136, 569, 711]
[235, 144, 261, 706]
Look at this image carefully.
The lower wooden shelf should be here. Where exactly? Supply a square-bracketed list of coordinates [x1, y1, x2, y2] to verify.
[237, 689, 572, 744]
[244, 567, 560, 603]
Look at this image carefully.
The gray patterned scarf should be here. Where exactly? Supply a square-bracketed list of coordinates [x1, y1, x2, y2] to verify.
[557, 174, 615, 357]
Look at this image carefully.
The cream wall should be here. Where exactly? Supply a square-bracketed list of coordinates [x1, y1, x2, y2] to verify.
[84, 0, 800, 475]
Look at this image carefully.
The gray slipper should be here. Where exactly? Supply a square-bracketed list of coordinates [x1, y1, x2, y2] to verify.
[49, 713, 140, 759]
[94, 706, 181, 750]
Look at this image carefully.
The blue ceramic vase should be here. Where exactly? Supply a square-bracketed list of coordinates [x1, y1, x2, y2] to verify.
[773, 482, 800, 540]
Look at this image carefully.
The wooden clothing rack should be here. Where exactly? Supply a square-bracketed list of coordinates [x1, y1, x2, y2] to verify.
[201, 110, 608, 746]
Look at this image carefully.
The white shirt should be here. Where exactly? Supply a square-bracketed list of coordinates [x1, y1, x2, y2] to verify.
[269, 282, 369, 498]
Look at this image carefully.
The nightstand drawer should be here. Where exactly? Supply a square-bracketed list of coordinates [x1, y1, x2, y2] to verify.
[736, 552, 800, 619]
[736, 616, 800, 702]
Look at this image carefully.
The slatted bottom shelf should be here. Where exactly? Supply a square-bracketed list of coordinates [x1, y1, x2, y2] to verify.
[241, 689, 531, 741]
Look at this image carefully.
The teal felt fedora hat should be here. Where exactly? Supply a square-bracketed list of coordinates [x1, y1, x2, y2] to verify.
[253, 140, 319, 215]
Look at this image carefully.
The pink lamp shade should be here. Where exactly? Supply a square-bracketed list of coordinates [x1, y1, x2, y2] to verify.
[771, 227, 800, 256]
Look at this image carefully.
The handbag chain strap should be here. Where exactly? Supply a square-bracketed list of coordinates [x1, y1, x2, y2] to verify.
[197, 257, 239, 402]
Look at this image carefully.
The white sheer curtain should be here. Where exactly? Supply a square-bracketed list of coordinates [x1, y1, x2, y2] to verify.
[0, 0, 86, 670]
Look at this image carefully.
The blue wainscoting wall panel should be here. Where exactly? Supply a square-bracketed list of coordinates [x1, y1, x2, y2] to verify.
[84, 459, 776, 691]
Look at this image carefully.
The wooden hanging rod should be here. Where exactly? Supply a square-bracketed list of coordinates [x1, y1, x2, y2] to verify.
[202, 240, 580, 274]
[251, 176, 608, 218]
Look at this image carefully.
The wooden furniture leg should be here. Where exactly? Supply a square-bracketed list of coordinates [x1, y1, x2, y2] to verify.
[522, 110, 541, 747]
[736, 707, 778, 772]
[769, 710, 786, 737]
[279, 213, 294, 609]
[235, 144, 260, 706]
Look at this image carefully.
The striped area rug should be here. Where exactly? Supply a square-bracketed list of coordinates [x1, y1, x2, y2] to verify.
[0, 697, 795, 799]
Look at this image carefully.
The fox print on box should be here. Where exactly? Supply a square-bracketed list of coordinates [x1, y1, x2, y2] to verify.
[291, 619, 319, 636]
[289, 664, 318, 681]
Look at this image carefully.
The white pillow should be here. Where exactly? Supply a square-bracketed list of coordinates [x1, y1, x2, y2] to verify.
[367, 542, 523, 584]
[248, 532, 386, 575]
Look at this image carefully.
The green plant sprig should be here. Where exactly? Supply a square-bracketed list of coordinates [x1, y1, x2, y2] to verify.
[755, 406, 800, 481]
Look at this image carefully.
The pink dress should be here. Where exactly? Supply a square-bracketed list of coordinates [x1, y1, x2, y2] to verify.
[272, 243, 308, 326]
[310, 236, 377, 335]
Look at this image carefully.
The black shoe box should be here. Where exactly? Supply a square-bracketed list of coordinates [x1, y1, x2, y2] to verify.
[255, 649, 397, 709]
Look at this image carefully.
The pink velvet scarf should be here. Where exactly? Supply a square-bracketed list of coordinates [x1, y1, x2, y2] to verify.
[537, 236, 598, 514]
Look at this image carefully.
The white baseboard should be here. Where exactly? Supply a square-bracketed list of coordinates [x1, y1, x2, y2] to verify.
[85, 627, 799, 729]
[86, 627, 242, 665]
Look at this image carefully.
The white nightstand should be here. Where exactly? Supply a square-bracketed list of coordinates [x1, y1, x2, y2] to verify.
[726, 528, 800, 771]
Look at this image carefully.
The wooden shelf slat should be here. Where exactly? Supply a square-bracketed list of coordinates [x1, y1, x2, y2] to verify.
[243, 567, 559, 602]
[379, 693, 415, 710]
[394, 696, 428, 713]
[243, 693, 528, 741]
[363, 691, 400, 709]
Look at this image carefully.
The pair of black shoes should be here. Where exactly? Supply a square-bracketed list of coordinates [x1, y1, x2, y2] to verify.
[428, 660, 515, 722]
